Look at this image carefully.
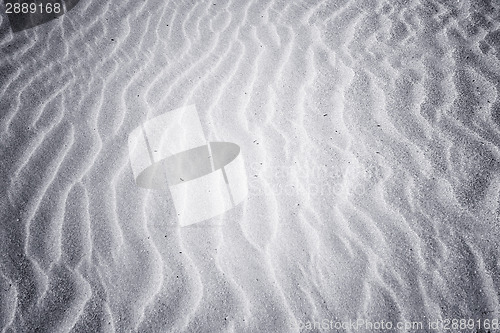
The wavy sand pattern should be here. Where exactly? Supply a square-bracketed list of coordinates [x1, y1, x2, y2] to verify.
[1, 0, 500, 332]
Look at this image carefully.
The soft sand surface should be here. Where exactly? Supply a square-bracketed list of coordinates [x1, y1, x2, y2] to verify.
[1, 0, 500, 332]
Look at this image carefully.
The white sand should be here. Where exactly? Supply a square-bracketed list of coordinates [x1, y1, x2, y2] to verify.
[1, 0, 500, 331]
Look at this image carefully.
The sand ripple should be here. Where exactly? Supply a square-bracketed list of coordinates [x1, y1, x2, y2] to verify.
[1, 0, 500, 331]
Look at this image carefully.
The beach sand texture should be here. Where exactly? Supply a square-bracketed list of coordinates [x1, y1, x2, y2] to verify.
[1, 0, 500, 331]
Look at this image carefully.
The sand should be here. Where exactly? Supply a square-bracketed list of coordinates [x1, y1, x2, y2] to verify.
[1, 0, 500, 332]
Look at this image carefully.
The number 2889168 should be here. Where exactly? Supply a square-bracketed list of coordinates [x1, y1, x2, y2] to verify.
[5, 2, 62, 14]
